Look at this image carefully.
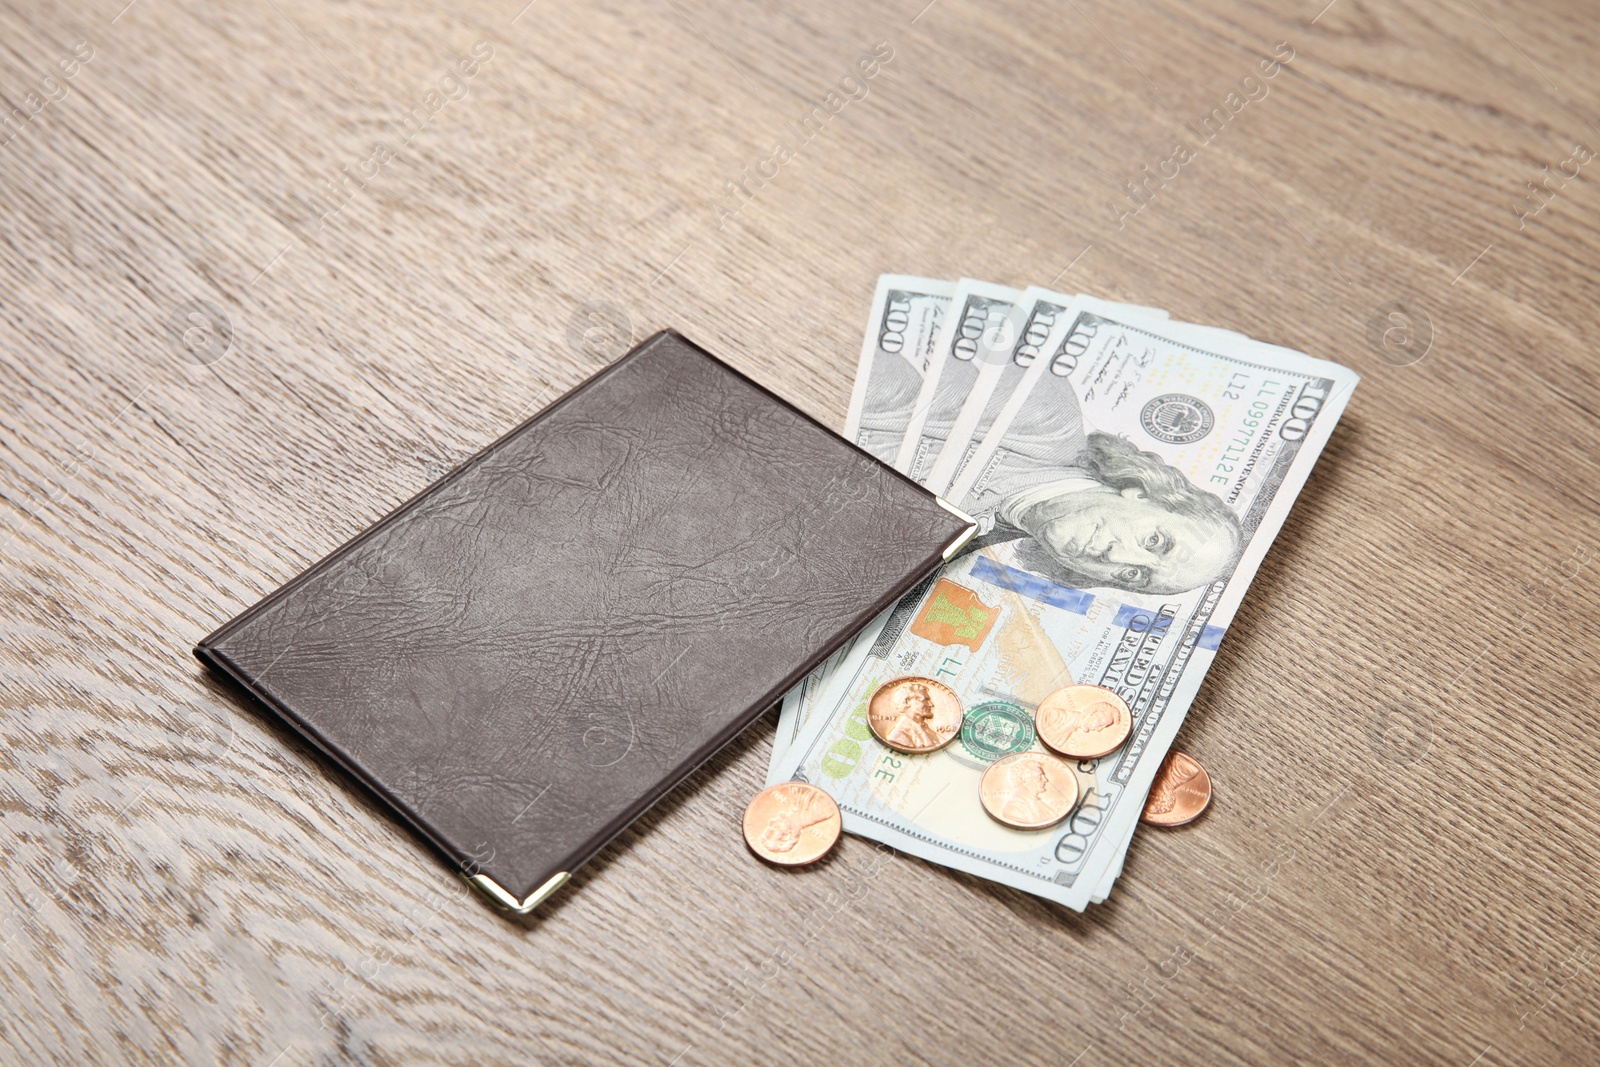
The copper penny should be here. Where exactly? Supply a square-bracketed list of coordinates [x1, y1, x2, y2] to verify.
[867, 676, 963, 754]
[979, 751, 1080, 830]
[1035, 684, 1132, 760]
[1140, 751, 1212, 827]
[742, 782, 842, 866]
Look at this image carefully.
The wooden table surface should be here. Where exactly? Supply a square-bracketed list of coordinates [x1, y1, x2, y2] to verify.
[3, 0, 1598, 1063]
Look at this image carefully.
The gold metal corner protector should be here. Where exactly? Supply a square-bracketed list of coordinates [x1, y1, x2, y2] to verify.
[934, 497, 979, 560]
[461, 870, 570, 916]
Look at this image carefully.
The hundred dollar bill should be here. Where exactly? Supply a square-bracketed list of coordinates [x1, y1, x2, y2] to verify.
[769, 301, 1358, 908]
[894, 279, 1021, 483]
[993, 316, 1286, 903]
[843, 275, 953, 468]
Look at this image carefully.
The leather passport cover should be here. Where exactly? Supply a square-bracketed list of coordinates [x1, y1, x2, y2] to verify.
[195, 329, 975, 915]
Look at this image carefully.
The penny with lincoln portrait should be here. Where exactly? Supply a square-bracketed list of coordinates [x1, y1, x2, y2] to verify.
[979, 751, 1081, 831]
[1035, 684, 1132, 760]
[742, 782, 842, 866]
[1140, 751, 1212, 827]
[867, 676, 964, 754]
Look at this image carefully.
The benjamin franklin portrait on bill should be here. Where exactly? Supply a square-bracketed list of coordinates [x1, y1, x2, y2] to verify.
[861, 359, 1243, 596]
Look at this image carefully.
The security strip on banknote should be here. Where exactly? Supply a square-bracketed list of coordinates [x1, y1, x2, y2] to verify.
[769, 282, 1357, 909]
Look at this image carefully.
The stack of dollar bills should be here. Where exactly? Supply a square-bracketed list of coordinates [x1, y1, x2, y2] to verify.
[764, 277, 1358, 909]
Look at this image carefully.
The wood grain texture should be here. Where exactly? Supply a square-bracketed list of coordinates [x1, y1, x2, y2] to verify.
[2, 0, 1598, 1063]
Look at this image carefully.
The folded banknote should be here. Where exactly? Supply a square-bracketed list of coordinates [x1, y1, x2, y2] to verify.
[768, 276, 1357, 909]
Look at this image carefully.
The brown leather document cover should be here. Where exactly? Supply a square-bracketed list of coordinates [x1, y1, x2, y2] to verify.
[195, 330, 974, 914]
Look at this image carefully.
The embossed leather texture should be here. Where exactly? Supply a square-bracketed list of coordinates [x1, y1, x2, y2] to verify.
[195, 330, 972, 909]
